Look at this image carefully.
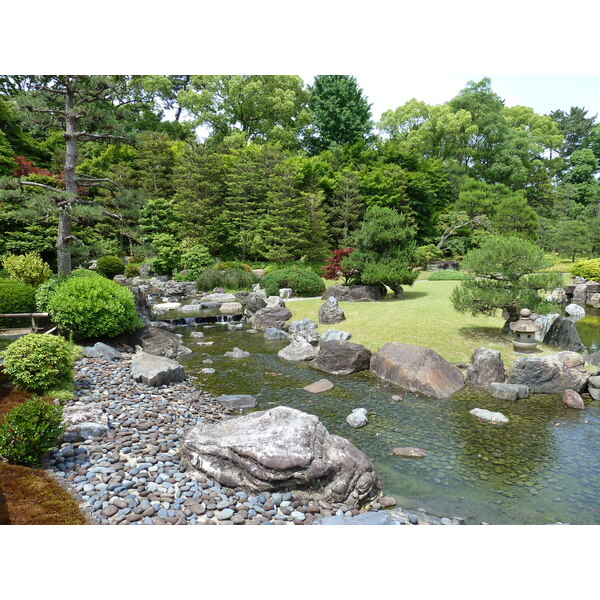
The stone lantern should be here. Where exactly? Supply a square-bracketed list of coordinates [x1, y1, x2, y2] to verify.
[510, 308, 539, 352]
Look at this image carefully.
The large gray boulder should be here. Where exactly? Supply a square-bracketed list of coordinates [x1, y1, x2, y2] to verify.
[465, 348, 505, 389]
[130, 352, 186, 386]
[322, 284, 381, 302]
[587, 376, 600, 401]
[179, 406, 381, 506]
[264, 327, 291, 340]
[565, 303, 586, 323]
[370, 342, 464, 399]
[318, 296, 346, 325]
[165, 280, 197, 297]
[278, 339, 318, 362]
[119, 326, 192, 359]
[310, 340, 372, 375]
[543, 316, 587, 352]
[250, 307, 292, 331]
[82, 342, 123, 361]
[61, 403, 109, 442]
[488, 382, 529, 401]
[243, 289, 268, 316]
[533, 313, 560, 342]
[506, 351, 589, 393]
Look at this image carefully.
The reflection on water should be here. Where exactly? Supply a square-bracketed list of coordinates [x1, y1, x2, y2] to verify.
[576, 309, 600, 353]
[178, 324, 600, 524]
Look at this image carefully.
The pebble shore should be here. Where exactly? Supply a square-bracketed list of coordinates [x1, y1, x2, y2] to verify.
[45, 354, 459, 525]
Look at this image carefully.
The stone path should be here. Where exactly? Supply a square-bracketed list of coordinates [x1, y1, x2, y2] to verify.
[45, 353, 459, 525]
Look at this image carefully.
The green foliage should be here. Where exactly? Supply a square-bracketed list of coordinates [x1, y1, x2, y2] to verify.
[2, 252, 52, 287]
[70, 268, 101, 278]
[261, 267, 325, 297]
[196, 268, 258, 292]
[416, 244, 443, 267]
[149, 233, 180, 275]
[216, 261, 252, 272]
[48, 276, 142, 339]
[34, 277, 62, 312]
[451, 235, 563, 322]
[0, 280, 36, 326]
[96, 255, 125, 279]
[428, 270, 470, 280]
[180, 244, 213, 278]
[123, 263, 140, 278]
[1, 333, 76, 392]
[0, 397, 65, 466]
[571, 258, 600, 281]
[343, 205, 418, 297]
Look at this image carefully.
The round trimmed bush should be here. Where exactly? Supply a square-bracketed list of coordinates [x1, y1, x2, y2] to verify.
[1, 333, 76, 392]
[571, 258, 600, 281]
[2, 252, 52, 287]
[0, 397, 65, 466]
[428, 270, 470, 281]
[48, 276, 142, 339]
[70, 268, 102, 278]
[96, 255, 125, 279]
[261, 268, 326, 297]
[181, 245, 213, 279]
[0, 281, 36, 327]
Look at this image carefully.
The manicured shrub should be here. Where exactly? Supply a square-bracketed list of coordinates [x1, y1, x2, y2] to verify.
[124, 263, 140, 278]
[261, 267, 326, 297]
[181, 245, 214, 278]
[1, 252, 52, 287]
[48, 276, 142, 339]
[0, 397, 66, 466]
[35, 277, 62, 312]
[216, 261, 252, 272]
[428, 270, 470, 281]
[96, 255, 125, 279]
[1, 333, 77, 392]
[70, 268, 102, 278]
[196, 268, 258, 292]
[0, 281, 36, 327]
[571, 258, 600, 282]
[415, 244, 443, 268]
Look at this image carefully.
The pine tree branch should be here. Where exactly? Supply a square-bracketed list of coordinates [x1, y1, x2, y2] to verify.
[75, 132, 130, 143]
[18, 180, 65, 194]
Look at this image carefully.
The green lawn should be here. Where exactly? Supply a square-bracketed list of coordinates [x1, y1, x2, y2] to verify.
[287, 280, 558, 366]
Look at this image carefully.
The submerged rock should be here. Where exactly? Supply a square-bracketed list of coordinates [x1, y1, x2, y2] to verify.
[465, 348, 505, 389]
[370, 342, 464, 399]
[215, 394, 257, 409]
[469, 408, 509, 424]
[180, 406, 381, 506]
[223, 347, 250, 359]
[390, 447, 428, 458]
[346, 408, 368, 428]
[506, 351, 589, 393]
[303, 379, 335, 393]
[488, 382, 529, 401]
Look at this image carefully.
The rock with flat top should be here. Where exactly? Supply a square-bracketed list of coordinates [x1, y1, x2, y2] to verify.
[82, 342, 122, 361]
[220, 302, 243, 314]
[278, 339, 318, 362]
[250, 307, 292, 331]
[215, 394, 257, 409]
[320, 329, 352, 343]
[311, 340, 372, 375]
[130, 352, 185, 386]
[303, 379, 335, 393]
[469, 408, 509, 424]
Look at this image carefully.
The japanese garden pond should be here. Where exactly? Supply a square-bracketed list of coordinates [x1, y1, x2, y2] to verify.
[176, 323, 600, 525]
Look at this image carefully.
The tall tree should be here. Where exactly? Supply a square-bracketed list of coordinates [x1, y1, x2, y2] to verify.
[550, 106, 597, 158]
[308, 75, 373, 151]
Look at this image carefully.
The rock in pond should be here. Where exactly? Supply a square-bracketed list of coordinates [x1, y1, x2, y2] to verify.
[278, 339, 318, 362]
[130, 352, 185, 386]
[465, 348, 505, 389]
[264, 327, 291, 340]
[543, 316, 587, 353]
[318, 511, 396, 525]
[488, 382, 529, 401]
[370, 342, 464, 399]
[219, 302, 243, 314]
[223, 347, 250, 359]
[469, 408, 509, 424]
[203, 293, 237, 303]
[81, 342, 123, 361]
[180, 406, 381, 506]
[346, 408, 368, 428]
[563, 389, 585, 409]
[215, 394, 257, 409]
[588, 376, 600, 401]
[288, 318, 317, 333]
[250, 307, 292, 331]
[390, 447, 428, 458]
[190, 331, 205, 339]
[565, 303, 586, 323]
[303, 379, 335, 393]
[318, 296, 346, 325]
[310, 340, 372, 375]
[506, 351, 589, 393]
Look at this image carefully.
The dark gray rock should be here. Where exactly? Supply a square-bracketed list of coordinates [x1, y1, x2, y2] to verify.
[180, 406, 381, 506]
[506, 351, 589, 393]
[465, 348, 505, 389]
[117, 326, 192, 359]
[322, 285, 381, 302]
[264, 328, 291, 340]
[310, 340, 372, 375]
[250, 307, 292, 331]
[587, 376, 600, 401]
[243, 290, 268, 316]
[318, 296, 346, 325]
[82, 342, 123, 361]
[543, 316, 587, 352]
[370, 342, 464, 399]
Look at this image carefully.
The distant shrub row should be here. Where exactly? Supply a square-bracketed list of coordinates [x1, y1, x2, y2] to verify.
[261, 267, 325, 297]
[428, 270, 470, 281]
[571, 258, 600, 281]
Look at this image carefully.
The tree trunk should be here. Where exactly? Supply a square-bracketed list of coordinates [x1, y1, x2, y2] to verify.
[58, 78, 78, 276]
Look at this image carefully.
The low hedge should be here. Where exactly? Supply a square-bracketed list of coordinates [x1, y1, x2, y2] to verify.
[571, 258, 600, 282]
[0, 281, 36, 327]
[261, 267, 326, 297]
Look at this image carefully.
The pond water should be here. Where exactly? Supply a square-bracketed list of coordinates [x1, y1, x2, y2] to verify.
[177, 324, 600, 525]
[576, 308, 600, 353]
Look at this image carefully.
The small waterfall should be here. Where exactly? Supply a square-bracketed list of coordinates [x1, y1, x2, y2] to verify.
[157, 313, 244, 327]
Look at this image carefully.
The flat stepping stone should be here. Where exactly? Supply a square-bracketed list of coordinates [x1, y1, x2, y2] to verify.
[390, 447, 428, 458]
[303, 379, 334, 393]
[469, 408, 509, 424]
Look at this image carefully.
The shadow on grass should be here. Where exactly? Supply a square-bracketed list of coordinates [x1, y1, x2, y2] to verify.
[398, 291, 429, 300]
[458, 326, 511, 345]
